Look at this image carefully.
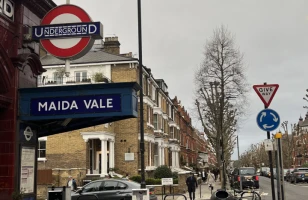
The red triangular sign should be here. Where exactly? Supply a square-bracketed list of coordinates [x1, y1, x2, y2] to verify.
[253, 84, 279, 107]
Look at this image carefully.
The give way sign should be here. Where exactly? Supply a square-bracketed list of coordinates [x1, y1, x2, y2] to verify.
[253, 84, 279, 107]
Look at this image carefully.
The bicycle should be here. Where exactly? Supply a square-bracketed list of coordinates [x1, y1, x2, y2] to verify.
[233, 179, 261, 200]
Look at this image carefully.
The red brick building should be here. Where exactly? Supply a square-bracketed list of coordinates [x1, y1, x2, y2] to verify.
[292, 115, 308, 167]
[0, 0, 56, 199]
[173, 97, 200, 167]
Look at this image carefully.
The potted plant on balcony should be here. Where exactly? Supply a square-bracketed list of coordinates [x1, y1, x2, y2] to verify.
[93, 72, 109, 83]
[55, 67, 65, 79]
[66, 80, 76, 84]
[93, 72, 104, 82]
[82, 78, 91, 82]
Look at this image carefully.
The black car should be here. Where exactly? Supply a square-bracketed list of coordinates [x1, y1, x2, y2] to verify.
[71, 179, 157, 200]
[230, 167, 259, 189]
[290, 168, 308, 184]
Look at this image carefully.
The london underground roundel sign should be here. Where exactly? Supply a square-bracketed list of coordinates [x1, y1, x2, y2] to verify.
[32, 4, 103, 60]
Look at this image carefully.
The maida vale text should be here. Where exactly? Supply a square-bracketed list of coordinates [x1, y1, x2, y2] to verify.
[38, 98, 114, 111]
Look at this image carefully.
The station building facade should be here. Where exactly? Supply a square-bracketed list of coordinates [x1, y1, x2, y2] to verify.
[0, 0, 56, 199]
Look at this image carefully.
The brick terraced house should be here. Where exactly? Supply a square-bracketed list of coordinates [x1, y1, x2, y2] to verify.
[37, 37, 212, 194]
[292, 114, 308, 167]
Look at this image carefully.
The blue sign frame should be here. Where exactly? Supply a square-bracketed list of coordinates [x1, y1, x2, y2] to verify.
[256, 108, 280, 132]
[19, 82, 139, 136]
[32, 22, 103, 40]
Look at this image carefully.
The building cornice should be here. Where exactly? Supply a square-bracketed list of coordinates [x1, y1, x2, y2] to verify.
[80, 131, 115, 142]
[43, 60, 138, 68]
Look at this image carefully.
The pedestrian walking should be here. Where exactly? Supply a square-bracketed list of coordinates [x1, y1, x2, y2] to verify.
[186, 172, 198, 200]
[67, 176, 77, 191]
[207, 170, 216, 184]
[213, 168, 219, 181]
[201, 169, 208, 183]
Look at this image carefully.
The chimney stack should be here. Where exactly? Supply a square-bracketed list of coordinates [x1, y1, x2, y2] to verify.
[104, 36, 120, 55]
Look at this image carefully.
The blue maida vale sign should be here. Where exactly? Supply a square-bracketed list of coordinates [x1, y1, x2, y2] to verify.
[32, 22, 103, 40]
[30, 94, 121, 116]
[256, 108, 280, 132]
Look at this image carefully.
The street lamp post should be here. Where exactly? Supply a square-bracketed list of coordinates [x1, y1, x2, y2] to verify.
[137, 0, 146, 189]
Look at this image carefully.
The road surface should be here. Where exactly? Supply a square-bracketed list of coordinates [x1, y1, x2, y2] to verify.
[259, 176, 308, 200]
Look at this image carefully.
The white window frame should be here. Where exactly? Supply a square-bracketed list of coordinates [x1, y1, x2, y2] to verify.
[153, 114, 158, 130]
[75, 71, 87, 82]
[38, 137, 47, 162]
[161, 118, 164, 132]
[152, 85, 156, 101]
[170, 127, 174, 138]
[148, 107, 151, 124]
[148, 81, 151, 97]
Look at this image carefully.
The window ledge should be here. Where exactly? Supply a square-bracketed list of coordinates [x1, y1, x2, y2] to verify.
[147, 123, 154, 129]
[38, 158, 47, 162]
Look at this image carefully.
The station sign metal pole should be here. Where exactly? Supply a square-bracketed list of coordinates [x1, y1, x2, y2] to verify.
[275, 139, 281, 200]
[137, 0, 146, 189]
[276, 132, 285, 200]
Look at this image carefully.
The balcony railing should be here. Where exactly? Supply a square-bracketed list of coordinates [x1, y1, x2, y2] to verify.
[38, 75, 112, 87]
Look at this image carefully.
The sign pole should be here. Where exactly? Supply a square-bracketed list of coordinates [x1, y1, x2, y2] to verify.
[137, 0, 146, 189]
[275, 139, 281, 200]
[267, 129, 276, 200]
[65, 0, 71, 77]
[254, 82, 280, 200]
[263, 82, 276, 200]
[276, 132, 285, 200]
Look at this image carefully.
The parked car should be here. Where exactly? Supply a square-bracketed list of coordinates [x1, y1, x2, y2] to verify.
[256, 168, 261, 175]
[230, 167, 259, 189]
[260, 167, 270, 177]
[286, 168, 294, 182]
[273, 168, 287, 180]
[71, 179, 157, 200]
[290, 168, 308, 184]
[283, 169, 288, 180]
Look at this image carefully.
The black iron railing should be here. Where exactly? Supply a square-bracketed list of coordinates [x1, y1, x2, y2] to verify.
[38, 75, 112, 86]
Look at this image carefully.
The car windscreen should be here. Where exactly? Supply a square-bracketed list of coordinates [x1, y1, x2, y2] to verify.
[298, 168, 308, 172]
[240, 168, 255, 175]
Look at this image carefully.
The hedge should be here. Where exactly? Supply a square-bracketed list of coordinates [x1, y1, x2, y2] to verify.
[130, 175, 142, 183]
[154, 165, 173, 179]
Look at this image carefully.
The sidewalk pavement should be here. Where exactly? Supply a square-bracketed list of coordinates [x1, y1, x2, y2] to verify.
[157, 181, 221, 200]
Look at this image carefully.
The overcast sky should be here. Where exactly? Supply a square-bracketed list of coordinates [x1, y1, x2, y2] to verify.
[54, 0, 308, 159]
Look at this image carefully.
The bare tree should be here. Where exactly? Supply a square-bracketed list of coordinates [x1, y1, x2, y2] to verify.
[281, 121, 297, 168]
[195, 25, 249, 188]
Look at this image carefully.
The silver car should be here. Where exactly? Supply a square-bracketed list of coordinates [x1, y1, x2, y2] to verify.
[72, 179, 157, 200]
